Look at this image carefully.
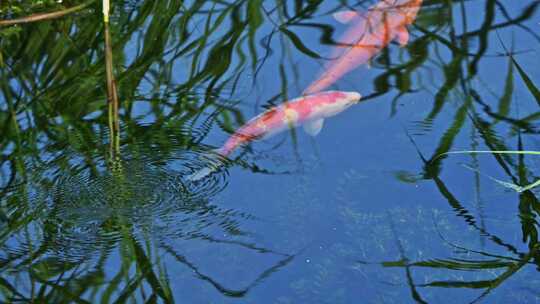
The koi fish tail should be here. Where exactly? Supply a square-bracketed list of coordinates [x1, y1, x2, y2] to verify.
[185, 149, 228, 182]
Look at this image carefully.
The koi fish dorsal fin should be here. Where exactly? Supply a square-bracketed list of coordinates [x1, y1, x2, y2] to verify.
[303, 118, 325, 136]
[333, 10, 360, 24]
[395, 26, 410, 47]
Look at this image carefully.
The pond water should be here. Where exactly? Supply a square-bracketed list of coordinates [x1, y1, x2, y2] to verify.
[1, 0, 540, 303]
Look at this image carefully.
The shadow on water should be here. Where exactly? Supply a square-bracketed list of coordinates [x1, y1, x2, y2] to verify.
[1, 0, 540, 302]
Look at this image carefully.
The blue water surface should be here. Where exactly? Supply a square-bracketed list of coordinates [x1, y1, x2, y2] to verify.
[1, 0, 540, 303]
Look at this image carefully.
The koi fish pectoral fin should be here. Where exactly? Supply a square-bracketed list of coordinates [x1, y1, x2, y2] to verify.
[303, 118, 325, 136]
[333, 10, 361, 24]
[395, 26, 410, 47]
[185, 149, 226, 182]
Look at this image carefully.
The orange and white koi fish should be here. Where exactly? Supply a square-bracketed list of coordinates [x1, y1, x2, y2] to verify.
[304, 0, 423, 95]
[218, 90, 361, 155]
[188, 91, 361, 180]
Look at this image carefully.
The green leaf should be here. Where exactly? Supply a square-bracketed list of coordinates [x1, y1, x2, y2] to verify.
[497, 57, 513, 118]
[30, 258, 78, 282]
[131, 238, 172, 303]
[496, 32, 540, 107]
[247, 0, 263, 72]
[280, 27, 321, 59]
[512, 56, 540, 107]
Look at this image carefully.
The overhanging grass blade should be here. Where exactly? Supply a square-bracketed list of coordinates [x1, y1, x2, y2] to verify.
[434, 150, 540, 192]
[460, 163, 523, 192]
[434, 150, 540, 161]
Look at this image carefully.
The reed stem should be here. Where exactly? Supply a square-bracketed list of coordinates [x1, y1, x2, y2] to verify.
[103, 0, 110, 23]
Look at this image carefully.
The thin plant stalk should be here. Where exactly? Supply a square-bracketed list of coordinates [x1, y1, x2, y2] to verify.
[0, 1, 94, 27]
[103, 0, 110, 23]
[436, 150, 540, 192]
[103, 0, 120, 165]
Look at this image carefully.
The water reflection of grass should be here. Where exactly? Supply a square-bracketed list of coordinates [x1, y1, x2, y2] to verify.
[0, 0, 539, 302]
[396, 6, 540, 300]
[0, 148, 294, 302]
[379, 212, 540, 304]
[432, 34, 540, 193]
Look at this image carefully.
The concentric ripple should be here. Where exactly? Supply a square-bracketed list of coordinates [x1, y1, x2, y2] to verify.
[0, 141, 232, 262]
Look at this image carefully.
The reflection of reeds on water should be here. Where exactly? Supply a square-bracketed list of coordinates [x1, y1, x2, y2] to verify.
[0, 0, 540, 302]
[430, 34, 540, 193]
[0, 142, 286, 302]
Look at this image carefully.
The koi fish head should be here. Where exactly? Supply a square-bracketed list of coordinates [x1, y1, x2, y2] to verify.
[313, 90, 362, 117]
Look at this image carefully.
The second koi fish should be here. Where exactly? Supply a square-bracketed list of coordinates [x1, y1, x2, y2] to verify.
[304, 0, 423, 95]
